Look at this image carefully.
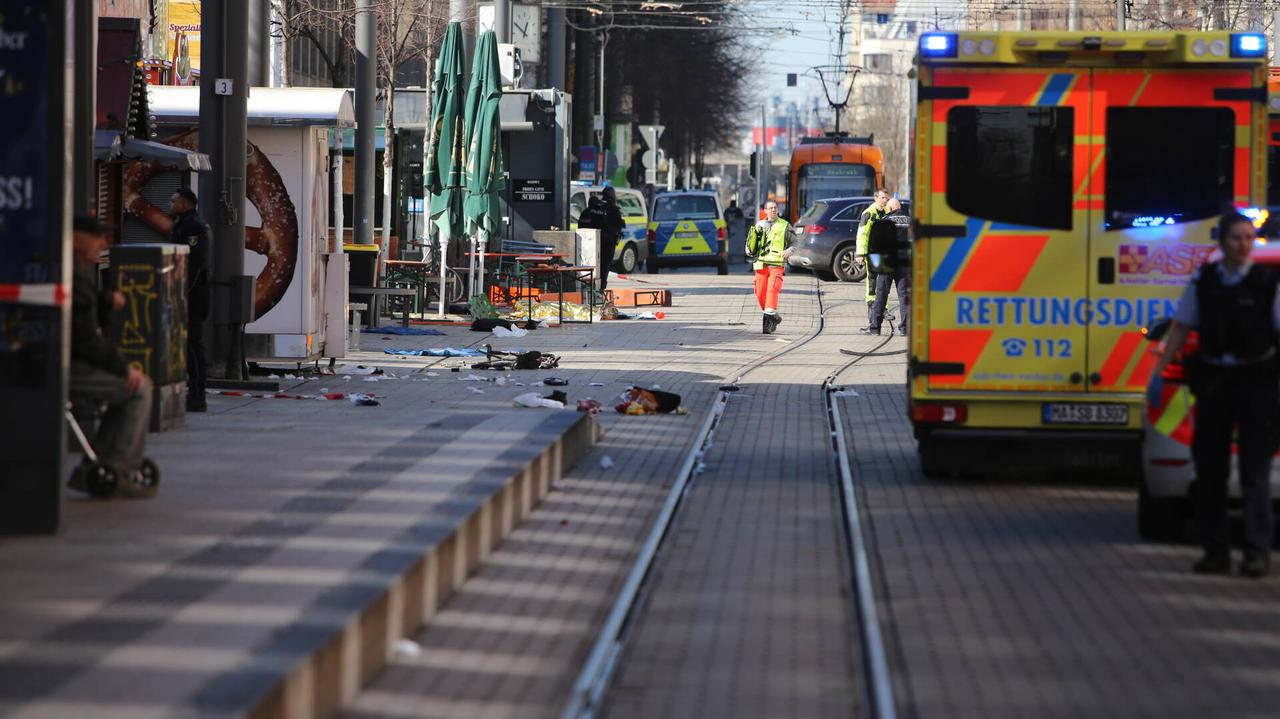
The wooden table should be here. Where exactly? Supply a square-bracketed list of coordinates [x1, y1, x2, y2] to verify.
[383, 260, 432, 315]
[466, 254, 567, 305]
[520, 265, 598, 324]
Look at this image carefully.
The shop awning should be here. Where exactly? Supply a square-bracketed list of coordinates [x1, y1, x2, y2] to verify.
[94, 130, 212, 171]
[148, 87, 357, 128]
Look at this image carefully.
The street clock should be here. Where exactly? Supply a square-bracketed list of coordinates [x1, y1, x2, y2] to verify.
[477, 3, 542, 63]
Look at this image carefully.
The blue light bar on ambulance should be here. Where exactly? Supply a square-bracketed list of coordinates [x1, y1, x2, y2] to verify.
[920, 33, 958, 58]
[1231, 33, 1267, 58]
[1240, 206, 1269, 227]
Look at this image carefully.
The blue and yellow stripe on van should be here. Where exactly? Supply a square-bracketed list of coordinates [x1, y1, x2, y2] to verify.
[648, 218, 727, 256]
[622, 216, 647, 244]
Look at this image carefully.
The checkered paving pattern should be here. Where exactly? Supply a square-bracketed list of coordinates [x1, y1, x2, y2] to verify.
[0, 264, 832, 717]
[346, 268, 869, 719]
[838, 324, 1280, 717]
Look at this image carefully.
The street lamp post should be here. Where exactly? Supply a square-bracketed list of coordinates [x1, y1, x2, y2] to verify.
[598, 34, 607, 173]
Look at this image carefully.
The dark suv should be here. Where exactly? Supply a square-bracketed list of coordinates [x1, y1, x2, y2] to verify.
[788, 197, 911, 282]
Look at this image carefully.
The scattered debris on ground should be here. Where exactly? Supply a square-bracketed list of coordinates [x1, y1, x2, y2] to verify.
[614, 386, 686, 415]
[513, 392, 565, 409]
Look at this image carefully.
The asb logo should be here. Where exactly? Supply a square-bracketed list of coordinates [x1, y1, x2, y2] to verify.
[1118, 245, 1148, 274]
[1118, 244, 1214, 276]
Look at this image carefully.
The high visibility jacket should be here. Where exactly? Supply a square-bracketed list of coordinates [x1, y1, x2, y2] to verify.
[856, 204, 890, 256]
[747, 218, 792, 269]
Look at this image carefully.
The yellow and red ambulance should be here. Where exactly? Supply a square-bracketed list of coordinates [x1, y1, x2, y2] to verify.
[909, 31, 1270, 476]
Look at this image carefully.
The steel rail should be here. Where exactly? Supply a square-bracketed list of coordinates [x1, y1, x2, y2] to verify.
[826, 374, 898, 719]
[563, 275, 898, 719]
[562, 274, 830, 719]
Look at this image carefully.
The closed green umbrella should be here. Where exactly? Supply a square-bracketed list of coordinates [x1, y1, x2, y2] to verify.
[426, 21, 466, 316]
[463, 31, 505, 299]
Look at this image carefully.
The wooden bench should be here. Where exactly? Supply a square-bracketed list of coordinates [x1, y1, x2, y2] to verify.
[350, 286, 417, 328]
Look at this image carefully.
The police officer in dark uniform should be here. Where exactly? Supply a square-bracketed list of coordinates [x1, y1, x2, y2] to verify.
[168, 188, 212, 412]
[1151, 212, 1280, 577]
[862, 198, 910, 336]
[578, 188, 625, 293]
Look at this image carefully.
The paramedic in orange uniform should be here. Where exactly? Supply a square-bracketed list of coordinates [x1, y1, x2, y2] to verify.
[745, 200, 794, 334]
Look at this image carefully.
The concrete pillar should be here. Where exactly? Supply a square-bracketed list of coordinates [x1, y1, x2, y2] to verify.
[547, 6, 566, 90]
[354, 0, 377, 247]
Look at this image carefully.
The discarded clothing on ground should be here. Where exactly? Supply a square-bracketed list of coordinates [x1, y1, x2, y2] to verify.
[470, 317, 540, 332]
[383, 347, 485, 357]
[493, 324, 529, 338]
[513, 392, 565, 409]
[615, 386, 683, 415]
[469, 346, 560, 371]
[361, 325, 446, 336]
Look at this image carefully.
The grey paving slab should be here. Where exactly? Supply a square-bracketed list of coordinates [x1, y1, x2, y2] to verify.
[836, 304, 1280, 718]
[0, 403, 586, 718]
[345, 265, 862, 719]
[601, 276, 873, 719]
[0, 264, 844, 718]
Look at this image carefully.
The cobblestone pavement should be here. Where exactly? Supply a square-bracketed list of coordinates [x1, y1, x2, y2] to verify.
[601, 279, 871, 719]
[836, 318, 1280, 717]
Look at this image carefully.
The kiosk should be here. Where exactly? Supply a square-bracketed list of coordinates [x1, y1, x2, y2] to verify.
[140, 87, 355, 362]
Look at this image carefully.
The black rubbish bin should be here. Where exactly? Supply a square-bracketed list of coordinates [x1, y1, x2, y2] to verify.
[345, 243, 380, 287]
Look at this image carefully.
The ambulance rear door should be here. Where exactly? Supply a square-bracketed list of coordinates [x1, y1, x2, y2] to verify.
[920, 67, 1092, 394]
[1086, 67, 1260, 396]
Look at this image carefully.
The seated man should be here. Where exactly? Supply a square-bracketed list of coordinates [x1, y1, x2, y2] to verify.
[69, 216, 156, 498]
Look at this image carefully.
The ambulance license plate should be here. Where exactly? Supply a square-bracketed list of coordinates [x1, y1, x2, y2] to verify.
[1041, 403, 1129, 425]
[675, 231, 699, 238]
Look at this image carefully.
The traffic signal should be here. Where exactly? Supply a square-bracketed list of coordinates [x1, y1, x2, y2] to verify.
[749, 151, 758, 179]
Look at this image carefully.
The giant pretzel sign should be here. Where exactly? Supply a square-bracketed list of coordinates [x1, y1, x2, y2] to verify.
[122, 129, 300, 320]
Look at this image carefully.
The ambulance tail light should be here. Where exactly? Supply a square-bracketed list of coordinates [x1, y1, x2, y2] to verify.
[911, 402, 968, 424]
[717, 225, 727, 240]
[1231, 33, 1267, 58]
[921, 33, 958, 58]
[647, 228, 656, 245]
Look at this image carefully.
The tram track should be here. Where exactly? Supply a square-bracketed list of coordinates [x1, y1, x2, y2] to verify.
[562, 274, 900, 719]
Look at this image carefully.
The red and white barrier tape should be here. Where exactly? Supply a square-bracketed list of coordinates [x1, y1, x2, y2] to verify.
[0, 283, 66, 306]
